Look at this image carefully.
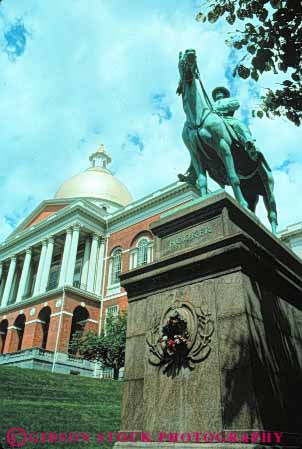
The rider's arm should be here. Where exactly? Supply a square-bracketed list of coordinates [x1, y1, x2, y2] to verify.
[214, 98, 240, 113]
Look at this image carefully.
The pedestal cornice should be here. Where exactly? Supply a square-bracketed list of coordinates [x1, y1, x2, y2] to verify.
[121, 192, 302, 305]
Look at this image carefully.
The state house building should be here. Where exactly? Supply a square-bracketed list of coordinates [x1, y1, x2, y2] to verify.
[0, 144, 301, 377]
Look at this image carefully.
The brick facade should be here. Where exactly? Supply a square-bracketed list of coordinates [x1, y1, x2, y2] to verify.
[104, 214, 160, 297]
[0, 176, 198, 377]
[0, 206, 180, 357]
[0, 291, 101, 356]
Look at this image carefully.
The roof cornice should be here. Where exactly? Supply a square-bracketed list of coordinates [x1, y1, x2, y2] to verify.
[107, 182, 199, 225]
[0, 200, 107, 254]
[0, 182, 199, 256]
[10, 198, 73, 236]
[278, 222, 302, 240]
[0, 286, 101, 316]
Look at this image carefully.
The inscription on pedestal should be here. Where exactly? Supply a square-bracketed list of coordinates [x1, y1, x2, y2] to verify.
[161, 216, 223, 257]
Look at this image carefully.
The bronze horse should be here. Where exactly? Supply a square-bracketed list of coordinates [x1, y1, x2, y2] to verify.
[177, 49, 277, 234]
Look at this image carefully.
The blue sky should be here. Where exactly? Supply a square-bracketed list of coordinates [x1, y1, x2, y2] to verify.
[0, 0, 301, 240]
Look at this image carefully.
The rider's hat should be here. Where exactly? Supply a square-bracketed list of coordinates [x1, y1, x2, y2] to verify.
[212, 86, 230, 100]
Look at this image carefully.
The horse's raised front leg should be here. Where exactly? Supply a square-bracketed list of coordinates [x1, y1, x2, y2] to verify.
[218, 138, 248, 209]
[182, 128, 207, 197]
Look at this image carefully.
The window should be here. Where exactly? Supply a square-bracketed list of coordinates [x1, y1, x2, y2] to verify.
[104, 305, 119, 336]
[68, 306, 89, 355]
[73, 258, 83, 289]
[137, 239, 149, 266]
[47, 264, 60, 291]
[129, 236, 153, 269]
[110, 249, 122, 285]
[105, 304, 119, 319]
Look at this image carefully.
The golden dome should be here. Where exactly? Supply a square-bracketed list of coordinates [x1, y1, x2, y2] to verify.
[55, 145, 133, 207]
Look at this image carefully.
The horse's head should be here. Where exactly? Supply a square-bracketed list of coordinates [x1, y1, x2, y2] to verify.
[177, 49, 198, 95]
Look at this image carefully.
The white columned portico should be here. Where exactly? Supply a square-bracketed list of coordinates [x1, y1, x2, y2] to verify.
[94, 239, 105, 294]
[16, 248, 32, 303]
[58, 228, 72, 286]
[87, 234, 99, 292]
[65, 225, 80, 285]
[80, 236, 91, 289]
[1, 256, 17, 307]
[40, 237, 55, 293]
[34, 240, 48, 295]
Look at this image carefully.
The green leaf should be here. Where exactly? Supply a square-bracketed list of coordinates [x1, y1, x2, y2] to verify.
[226, 14, 236, 25]
[291, 72, 300, 81]
[238, 65, 251, 79]
[286, 111, 300, 126]
[270, 0, 282, 9]
[247, 44, 256, 54]
[196, 12, 207, 23]
[251, 69, 259, 81]
[233, 41, 243, 49]
[208, 11, 219, 23]
[259, 8, 269, 22]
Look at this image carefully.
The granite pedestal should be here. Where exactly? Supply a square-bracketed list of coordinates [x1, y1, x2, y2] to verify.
[116, 192, 302, 449]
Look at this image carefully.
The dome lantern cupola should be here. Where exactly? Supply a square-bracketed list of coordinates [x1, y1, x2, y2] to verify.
[89, 144, 112, 171]
[54, 144, 133, 208]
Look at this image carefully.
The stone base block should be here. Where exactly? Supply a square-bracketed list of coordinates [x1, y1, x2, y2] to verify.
[119, 192, 302, 447]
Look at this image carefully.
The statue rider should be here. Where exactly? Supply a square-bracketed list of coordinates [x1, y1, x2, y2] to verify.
[178, 86, 258, 186]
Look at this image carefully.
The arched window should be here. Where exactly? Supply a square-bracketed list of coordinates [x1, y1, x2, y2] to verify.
[38, 307, 51, 350]
[111, 248, 122, 285]
[129, 236, 153, 270]
[137, 239, 149, 266]
[68, 306, 89, 355]
[14, 314, 26, 351]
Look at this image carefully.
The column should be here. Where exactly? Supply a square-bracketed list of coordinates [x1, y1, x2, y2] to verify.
[80, 236, 91, 289]
[23, 263, 33, 299]
[1, 256, 17, 308]
[58, 228, 72, 286]
[16, 248, 32, 303]
[40, 237, 55, 293]
[133, 250, 138, 269]
[94, 239, 105, 294]
[22, 320, 44, 349]
[47, 311, 73, 353]
[65, 225, 80, 285]
[0, 262, 6, 302]
[0, 275, 6, 303]
[147, 242, 153, 263]
[0, 329, 7, 353]
[3, 326, 20, 353]
[87, 233, 99, 292]
[33, 240, 47, 295]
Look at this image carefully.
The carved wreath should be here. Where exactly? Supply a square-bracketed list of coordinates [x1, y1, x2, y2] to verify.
[146, 300, 214, 377]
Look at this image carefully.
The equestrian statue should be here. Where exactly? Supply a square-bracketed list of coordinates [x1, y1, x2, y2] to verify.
[177, 49, 278, 234]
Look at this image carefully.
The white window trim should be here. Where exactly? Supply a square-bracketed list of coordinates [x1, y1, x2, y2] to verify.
[104, 304, 119, 335]
[108, 248, 123, 292]
[130, 237, 154, 270]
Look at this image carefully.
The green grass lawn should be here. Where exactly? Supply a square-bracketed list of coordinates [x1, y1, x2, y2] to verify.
[0, 366, 122, 449]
